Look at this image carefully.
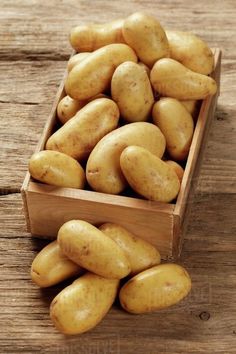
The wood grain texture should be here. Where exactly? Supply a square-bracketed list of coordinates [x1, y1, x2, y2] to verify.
[0, 193, 236, 353]
[0, 0, 236, 353]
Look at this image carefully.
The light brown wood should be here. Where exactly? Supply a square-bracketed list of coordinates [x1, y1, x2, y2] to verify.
[1, 1, 236, 352]
[22, 51, 221, 259]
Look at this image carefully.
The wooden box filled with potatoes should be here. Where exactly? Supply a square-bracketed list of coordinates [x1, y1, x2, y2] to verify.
[21, 12, 221, 260]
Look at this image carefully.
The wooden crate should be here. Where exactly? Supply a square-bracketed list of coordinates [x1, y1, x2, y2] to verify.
[21, 49, 221, 260]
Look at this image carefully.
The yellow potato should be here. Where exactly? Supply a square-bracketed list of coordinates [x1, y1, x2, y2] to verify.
[165, 161, 184, 182]
[65, 44, 137, 100]
[67, 52, 90, 72]
[58, 220, 131, 279]
[138, 62, 150, 76]
[111, 61, 154, 122]
[120, 146, 180, 202]
[50, 273, 119, 335]
[99, 223, 161, 275]
[119, 263, 191, 314]
[46, 98, 119, 160]
[29, 150, 85, 189]
[31, 241, 83, 288]
[152, 98, 194, 160]
[180, 99, 198, 117]
[166, 30, 214, 75]
[70, 19, 125, 52]
[150, 58, 217, 100]
[57, 95, 86, 124]
[122, 12, 169, 67]
[86, 122, 166, 194]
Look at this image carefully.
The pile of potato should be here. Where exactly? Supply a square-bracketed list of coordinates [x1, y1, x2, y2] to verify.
[29, 12, 217, 203]
[31, 220, 191, 335]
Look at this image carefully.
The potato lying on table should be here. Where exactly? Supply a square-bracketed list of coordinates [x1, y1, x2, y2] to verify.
[122, 12, 169, 67]
[166, 30, 214, 75]
[120, 146, 180, 202]
[86, 122, 166, 194]
[111, 61, 154, 122]
[58, 220, 131, 279]
[46, 98, 119, 161]
[65, 43, 137, 100]
[31, 241, 83, 288]
[152, 98, 194, 161]
[119, 263, 191, 314]
[29, 150, 85, 189]
[99, 223, 161, 275]
[70, 19, 125, 52]
[150, 58, 217, 100]
[50, 273, 119, 335]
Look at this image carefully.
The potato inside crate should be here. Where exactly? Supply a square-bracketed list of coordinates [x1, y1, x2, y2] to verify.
[21, 49, 221, 260]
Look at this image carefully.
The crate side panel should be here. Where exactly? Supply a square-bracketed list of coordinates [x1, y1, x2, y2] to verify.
[26, 190, 174, 259]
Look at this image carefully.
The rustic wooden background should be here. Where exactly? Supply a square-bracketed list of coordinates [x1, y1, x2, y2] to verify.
[0, 1, 235, 353]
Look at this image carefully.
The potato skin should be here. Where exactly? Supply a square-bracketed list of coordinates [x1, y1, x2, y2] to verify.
[67, 52, 90, 72]
[46, 98, 119, 161]
[150, 58, 217, 100]
[180, 99, 198, 117]
[165, 160, 184, 182]
[166, 30, 214, 75]
[57, 95, 86, 124]
[58, 220, 131, 279]
[111, 61, 154, 122]
[137, 62, 150, 76]
[50, 273, 119, 335]
[65, 44, 137, 100]
[29, 150, 85, 189]
[31, 241, 83, 288]
[86, 122, 166, 194]
[122, 12, 169, 67]
[152, 98, 194, 160]
[119, 263, 191, 314]
[70, 19, 125, 52]
[99, 223, 161, 275]
[120, 146, 180, 202]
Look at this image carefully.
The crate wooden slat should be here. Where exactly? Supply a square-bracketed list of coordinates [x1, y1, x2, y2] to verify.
[21, 49, 221, 260]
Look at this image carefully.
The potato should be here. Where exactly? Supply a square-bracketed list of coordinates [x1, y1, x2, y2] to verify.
[57, 95, 86, 124]
[120, 146, 180, 202]
[152, 98, 194, 160]
[58, 220, 131, 279]
[180, 99, 198, 117]
[70, 19, 125, 52]
[31, 241, 83, 288]
[29, 150, 85, 189]
[119, 263, 191, 314]
[50, 273, 119, 335]
[46, 98, 119, 161]
[111, 61, 154, 122]
[150, 58, 217, 100]
[166, 30, 214, 75]
[122, 12, 169, 67]
[86, 122, 166, 194]
[165, 161, 184, 182]
[138, 62, 150, 76]
[67, 52, 90, 72]
[99, 223, 161, 275]
[65, 44, 137, 100]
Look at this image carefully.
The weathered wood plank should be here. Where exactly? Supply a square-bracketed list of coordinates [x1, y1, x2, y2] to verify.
[0, 0, 236, 60]
[0, 194, 236, 353]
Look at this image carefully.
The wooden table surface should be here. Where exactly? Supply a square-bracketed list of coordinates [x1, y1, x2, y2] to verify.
[0, 1, 236, 353]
